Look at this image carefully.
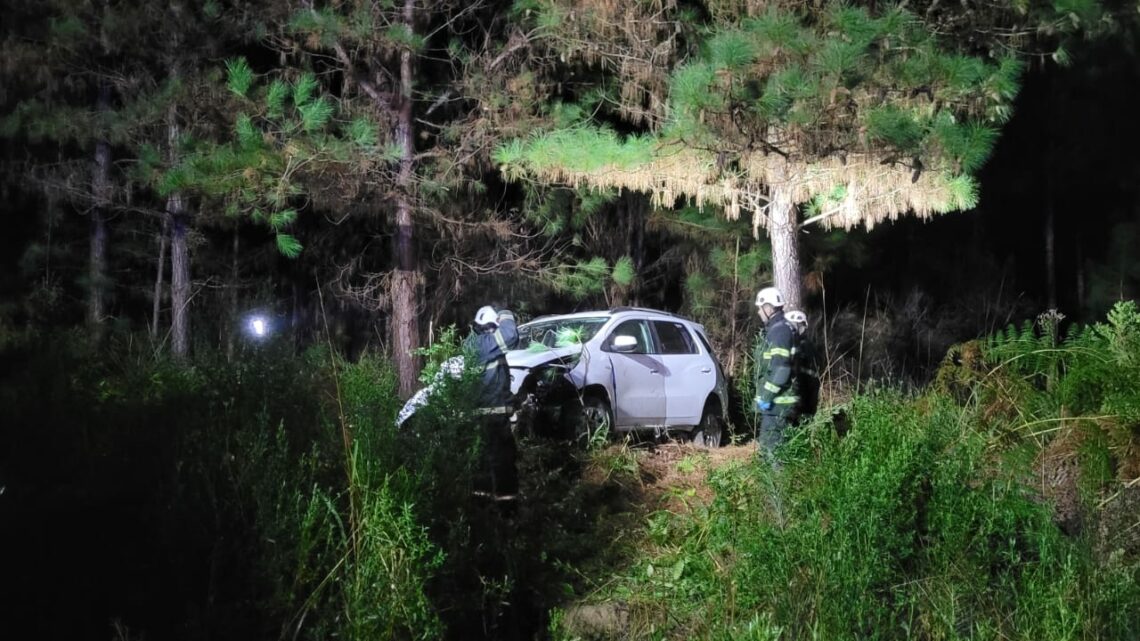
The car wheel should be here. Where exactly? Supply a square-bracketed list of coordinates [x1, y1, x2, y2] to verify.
[574, 394, 613, 446]
[691, 406, 723, 448]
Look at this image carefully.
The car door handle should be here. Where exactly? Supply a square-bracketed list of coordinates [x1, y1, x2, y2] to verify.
[700, 367, 712, 373]
[649, 369, 659, 374]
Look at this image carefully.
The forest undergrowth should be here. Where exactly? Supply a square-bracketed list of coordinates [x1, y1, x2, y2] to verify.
[2, 302, 1139, 640]
[0, 325, 641, 641]
[552, 302, 1140, 641]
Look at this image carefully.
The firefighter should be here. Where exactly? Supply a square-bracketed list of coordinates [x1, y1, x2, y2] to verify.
[465, 305, 520, 499]
[785, 309, 821, 422]
[752, 287, 799, 466]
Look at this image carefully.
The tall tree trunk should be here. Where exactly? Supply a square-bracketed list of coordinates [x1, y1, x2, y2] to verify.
[170, 204, 190, 360]
[151, 212, 169, 340]
[167, 111, 190, 361]
[626, 189, 644, 306]
[729, 236, 741, 374]
[89, 82, 112, 341]
[170, 209, 190, 360]
[391, 0, 422, 397]
[766, 163, 802, 311]
[226, 226, 239, 362]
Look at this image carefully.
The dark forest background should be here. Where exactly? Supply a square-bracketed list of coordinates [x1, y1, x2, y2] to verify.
[2, 26, 1138, 384]
[2, 1, 1139, 640]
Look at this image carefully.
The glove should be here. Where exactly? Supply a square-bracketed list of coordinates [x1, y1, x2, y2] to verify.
[755, 399, 772, 412]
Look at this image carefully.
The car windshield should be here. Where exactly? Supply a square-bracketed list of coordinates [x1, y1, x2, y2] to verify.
[517, 317, 608, 351]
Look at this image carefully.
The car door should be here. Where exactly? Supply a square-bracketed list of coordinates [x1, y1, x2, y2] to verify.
[652, 320, 711, 426]
[602, 319, 666, 427]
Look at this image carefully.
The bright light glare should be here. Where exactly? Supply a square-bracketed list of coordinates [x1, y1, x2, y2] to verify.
[248, 316, 268, 338]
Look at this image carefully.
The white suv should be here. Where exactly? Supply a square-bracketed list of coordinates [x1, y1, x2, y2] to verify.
[508, 307, 729, 446]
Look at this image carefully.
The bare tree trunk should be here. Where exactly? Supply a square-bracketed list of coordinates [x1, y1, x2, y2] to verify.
[151, 212, 169, 340]
[170, 203, 190, 360]
[729, 236, 740, 374]
[89, 82, 112, 341]
[167, 110, 190, 361]
[226, 226, 239, 362]
[766, 163, 802, 311]
[391, 0, 422, 397]
[626, 189, 644, 306]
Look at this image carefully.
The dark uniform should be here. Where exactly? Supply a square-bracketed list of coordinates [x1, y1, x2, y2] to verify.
[794, 332, 821, 421]
[465, 309, 519, 496]
[752, 309, 799, 461]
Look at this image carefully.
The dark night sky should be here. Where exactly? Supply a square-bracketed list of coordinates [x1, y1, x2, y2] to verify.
[822, 36, 1140, 323]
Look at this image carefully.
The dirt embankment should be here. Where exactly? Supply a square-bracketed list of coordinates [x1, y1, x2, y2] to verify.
[527, 440, 756, 640]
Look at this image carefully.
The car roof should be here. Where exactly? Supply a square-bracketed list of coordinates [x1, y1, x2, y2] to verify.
[521, 307, 697, 326]
[520, 311, 612, 325]
[608, 306, 693, 322]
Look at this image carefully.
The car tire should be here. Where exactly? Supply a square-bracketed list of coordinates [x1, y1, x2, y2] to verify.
[691, 406, 723, 448]
[574, 394, 613, 446]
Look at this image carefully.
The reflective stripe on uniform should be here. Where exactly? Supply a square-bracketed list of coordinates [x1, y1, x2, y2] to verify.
[493, 329, 509, 352]
[768, 346, 791, 358]
[763, 381, 781, 393]
[484, 360, 500, 371]
[754, 394, 798, 406]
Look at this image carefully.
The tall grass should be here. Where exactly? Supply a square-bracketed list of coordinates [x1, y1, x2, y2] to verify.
[557, 303, 1140, 641]
[0, 331, 492, 640]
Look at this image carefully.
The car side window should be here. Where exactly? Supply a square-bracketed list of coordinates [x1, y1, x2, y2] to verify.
[653, 321, 697, 355]
[606, 319, 653, 354]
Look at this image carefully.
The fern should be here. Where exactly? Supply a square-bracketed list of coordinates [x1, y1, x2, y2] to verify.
[979, 303, 1140, 437]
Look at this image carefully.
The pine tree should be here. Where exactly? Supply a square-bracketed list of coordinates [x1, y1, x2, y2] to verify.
[496, 0, 1106, 310]
[0, 0, 151, 342]
[254, 0, 533, 395]
[1, 1, 258, 355]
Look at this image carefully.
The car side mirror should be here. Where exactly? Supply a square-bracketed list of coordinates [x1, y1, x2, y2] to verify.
[610, 335, 638, 353]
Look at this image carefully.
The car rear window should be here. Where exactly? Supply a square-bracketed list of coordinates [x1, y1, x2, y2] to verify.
[654, 321, 696, 354]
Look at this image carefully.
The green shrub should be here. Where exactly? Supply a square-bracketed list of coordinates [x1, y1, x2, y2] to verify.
[601, 390, 1140, 640]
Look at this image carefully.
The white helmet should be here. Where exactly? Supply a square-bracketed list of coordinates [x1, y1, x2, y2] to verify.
[755, 287, 784, 309]
[786, 310, 808, 334]
[474, 305, 498, 327]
